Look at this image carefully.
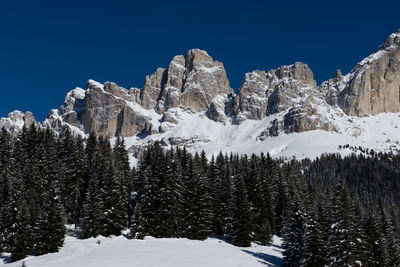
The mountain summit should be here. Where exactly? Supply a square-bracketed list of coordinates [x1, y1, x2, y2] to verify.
[2, 30, 400, 159]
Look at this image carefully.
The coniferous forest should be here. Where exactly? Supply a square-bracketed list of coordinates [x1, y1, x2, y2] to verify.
[1, 125, 400, 266]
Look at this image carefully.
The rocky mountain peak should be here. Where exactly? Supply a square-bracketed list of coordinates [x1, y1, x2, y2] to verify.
[3, 30, 400, 145]
[335, 69, 343, 79]
[380, 29, 400, 50]
[274, 62, 316, 87]
[0, 110, 36, 135]
[338, 31, 400, 116]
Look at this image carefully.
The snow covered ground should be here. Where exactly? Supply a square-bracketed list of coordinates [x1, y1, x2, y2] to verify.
[120, 108, 400, 166]
[1, 235, 284, 267]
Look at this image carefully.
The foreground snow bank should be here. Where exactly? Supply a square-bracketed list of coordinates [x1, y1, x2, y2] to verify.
[1, 235, 283, 267]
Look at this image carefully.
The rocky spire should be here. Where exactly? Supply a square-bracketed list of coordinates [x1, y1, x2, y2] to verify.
[338, 30, 400, 116]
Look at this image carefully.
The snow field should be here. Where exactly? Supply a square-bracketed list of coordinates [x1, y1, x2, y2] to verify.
[1, 235, 283, 267]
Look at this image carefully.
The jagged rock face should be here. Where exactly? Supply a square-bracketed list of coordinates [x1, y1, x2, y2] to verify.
[43, 80, 158, 138]
[141, 68, 167, 110]
[180, 49, 232, 113]
[0, 110, 36, 135]
[262, 106, 337, 139]
[233, 70, 270, 121]
[82, 80, 158, 138]
[338, 30, 400, 116]
[4, 31, 400, 142]
[161, 55, 186, 111]
[137, 49, 233, 120]
[319, 70, 347, 106]
[233, 63, 319, 122]
[266, 62, 317, 115]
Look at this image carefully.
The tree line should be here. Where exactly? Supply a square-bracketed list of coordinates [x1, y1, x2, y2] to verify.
[0, 125, 400, 266]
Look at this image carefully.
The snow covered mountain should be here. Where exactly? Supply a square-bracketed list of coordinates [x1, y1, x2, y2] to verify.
[2, 30, 400, 160]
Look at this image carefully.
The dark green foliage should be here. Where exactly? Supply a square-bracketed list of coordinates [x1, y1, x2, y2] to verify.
[231, 176, 253, 247]
[281, 188, 306, 266]
[301, 212, 327, 266]
[377, 204, 400, 267]
[326, 184, 370, 267]
[2, 125, 400, 266]
[185, 154, 212, 240]
[209, 153, 233, 238]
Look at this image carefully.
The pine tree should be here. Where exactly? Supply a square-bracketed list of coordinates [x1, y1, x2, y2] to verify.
[185, 154, 213, 240]
[0, 127, 12, 252]
[130, 145, 153, 239]
[112, 137, 131, 225]
[131, 143, 162, 238]
[10, 198, 32, 262]
[301, 211, 327, 266]
[10, 178, 32, 262]
[248, 154, 274, 245]
[209, 152, 233, 238]
[363, 212, 384, 266]
[57, 128, 77, 223]
[81, 134, 103, 238]
[326, 183, 370, 267]
[100, 137, 127, 236]
[281, 187, 306, 266]
[232, 175, 253, 247]
[377, 204, 400, 267]
[72, 136, 87, 227]
[34, 128, 66, 255]
[157, 148, 183, 238]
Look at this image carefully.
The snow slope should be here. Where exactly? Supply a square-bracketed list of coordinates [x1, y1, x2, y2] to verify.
[1, 235, 284, 267]
[120, 107, 400, 165]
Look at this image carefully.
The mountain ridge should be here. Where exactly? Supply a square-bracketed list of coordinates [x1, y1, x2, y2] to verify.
[2, 30, 400, 160]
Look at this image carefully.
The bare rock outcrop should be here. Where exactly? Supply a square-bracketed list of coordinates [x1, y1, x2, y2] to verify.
[338, 30, 400, 116]
[233, 70, 270, 121]
[180, 49, 233, 113]
[4, 31, 400, 142]
[0, 110, 36, 135]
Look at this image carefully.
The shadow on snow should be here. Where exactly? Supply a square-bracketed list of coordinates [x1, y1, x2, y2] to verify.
[241, 249, 284, 266]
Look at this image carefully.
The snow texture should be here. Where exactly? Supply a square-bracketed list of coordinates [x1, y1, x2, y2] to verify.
[1, 235, 284, 267]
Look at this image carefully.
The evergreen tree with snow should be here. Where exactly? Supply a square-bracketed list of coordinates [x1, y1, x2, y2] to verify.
[209, 152, 233, 238]
[34, 128, 66, 255]
[98, 137, 127, 236]
[157, 148, 183, 238]
[185, 154, 213, 240]
[81, 134, 104, 238]
[377, 203, 400, 267]
[231, 175, 253, 247]
[247, 154, 274, 245]
[326, 183, 370, 267]
[363, 212, 384, 266]
[0, 127, 12, 253]
[300, 210, 327, 266]
[113, 137, 131, 224]
[131, 143, 163, 238]
[281, 187, 306, 266]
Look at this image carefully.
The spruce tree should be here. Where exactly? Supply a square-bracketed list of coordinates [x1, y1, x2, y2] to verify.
[158, 148, 183, 238]
[81, 134, 103, 238]
[377, 204, 400, 267]
[209, 152, 232, 238]
[34, 128, 66, 255]
[281, 187, 306, 266]
[99, 138, 127, 237]
[0, 127, 12, 253]
[232, 175, 253, 247]
[112, 137, 131, 225]
[301, 211, 327, 266]
[363, 212, 384, 266]
[185, 154, 213, 240]
[326, 183, 370, 267]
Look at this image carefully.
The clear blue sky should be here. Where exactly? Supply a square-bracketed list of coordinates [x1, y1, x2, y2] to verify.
[1, 0, 399, 121]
